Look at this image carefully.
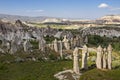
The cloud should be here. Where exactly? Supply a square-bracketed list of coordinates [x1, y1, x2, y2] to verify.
[98, 3, 120, 11]
[98, 3, 109, 8]
[26, 9, 44, 12]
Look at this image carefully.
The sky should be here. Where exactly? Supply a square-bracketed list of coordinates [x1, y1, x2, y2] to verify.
[0, 0, 120, 19]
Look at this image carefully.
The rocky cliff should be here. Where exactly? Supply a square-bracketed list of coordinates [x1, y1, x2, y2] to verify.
[98, 15, 120, 24]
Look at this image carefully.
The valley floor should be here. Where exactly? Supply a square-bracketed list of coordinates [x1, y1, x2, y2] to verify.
[80, 68, 120, 80]
[0, 61, 72, 80]
[0, 60, 120, 80]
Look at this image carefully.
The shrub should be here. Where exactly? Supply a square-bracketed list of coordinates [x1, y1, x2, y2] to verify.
[49, 53, 58, 60]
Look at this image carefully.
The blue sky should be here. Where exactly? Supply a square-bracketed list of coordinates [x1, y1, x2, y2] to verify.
[0, 0, 120, 19]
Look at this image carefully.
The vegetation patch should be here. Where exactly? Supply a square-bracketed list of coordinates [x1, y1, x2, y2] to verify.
[80, 68, 120, 80]
[0, 61, 72, 80]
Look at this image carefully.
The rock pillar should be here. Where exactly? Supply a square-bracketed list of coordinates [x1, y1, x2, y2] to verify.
[96, 45, 103, 69]
[73, 47, 80, 74]
[103, 48, 107, 69]
[107, 44, 112, 70]
[53, 39, 58, 52]
[81, 45, 88, 69]
[59, 40, 63, 58]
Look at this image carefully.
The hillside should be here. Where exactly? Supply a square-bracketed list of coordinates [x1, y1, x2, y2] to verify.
[97, 15, 120, 24]
[0, 60, 72, 80]
[1, 13, 120, 25]
[0, 14, 50, 23]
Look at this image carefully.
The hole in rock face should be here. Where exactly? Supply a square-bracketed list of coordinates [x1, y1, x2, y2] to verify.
[0, 40, 2, 45]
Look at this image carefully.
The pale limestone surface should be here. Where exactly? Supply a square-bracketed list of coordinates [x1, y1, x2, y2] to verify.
[96, 45, 103, 69]
[63, 35, 70, 50]
[103, 48, 107, 69]
[107, 44, 112, 70]
[59, 40, 63, 58]
[81, 45, 88, 69]
[73, 47, 80, 74]
[53, 39, 58, 52]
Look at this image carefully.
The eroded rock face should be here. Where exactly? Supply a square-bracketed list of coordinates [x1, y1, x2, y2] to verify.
[103, 48, 107, 69]
[82, 27, 120, 38]
[15, 20, 28, 28]
[63, 35, 70, 50]
[107, 44, 112, 70]
[15, 20, 23, 26]
[99, 15, 120, 24]
[73, 47, 80, 74]
[54, 70, 80, 80]
[96, 45, 113, 70]
[23, 40, 32, 52]
[0, 21, 15, 33]
[81, 45, 88, 69]
[96, 45, 103, 69]
[38, 37, 46, 51]
[53, 39, 58, 52]
[58, 40, 63, 58]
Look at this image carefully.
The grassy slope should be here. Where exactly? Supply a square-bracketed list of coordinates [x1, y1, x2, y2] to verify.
[30, 23, 80, 29]
[0, 56, 120, 80]
[80, 51, 120, 80]
[80, 68, 120, 80]
[0, 49, 120, 80]
[0, 61, 72, 80]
